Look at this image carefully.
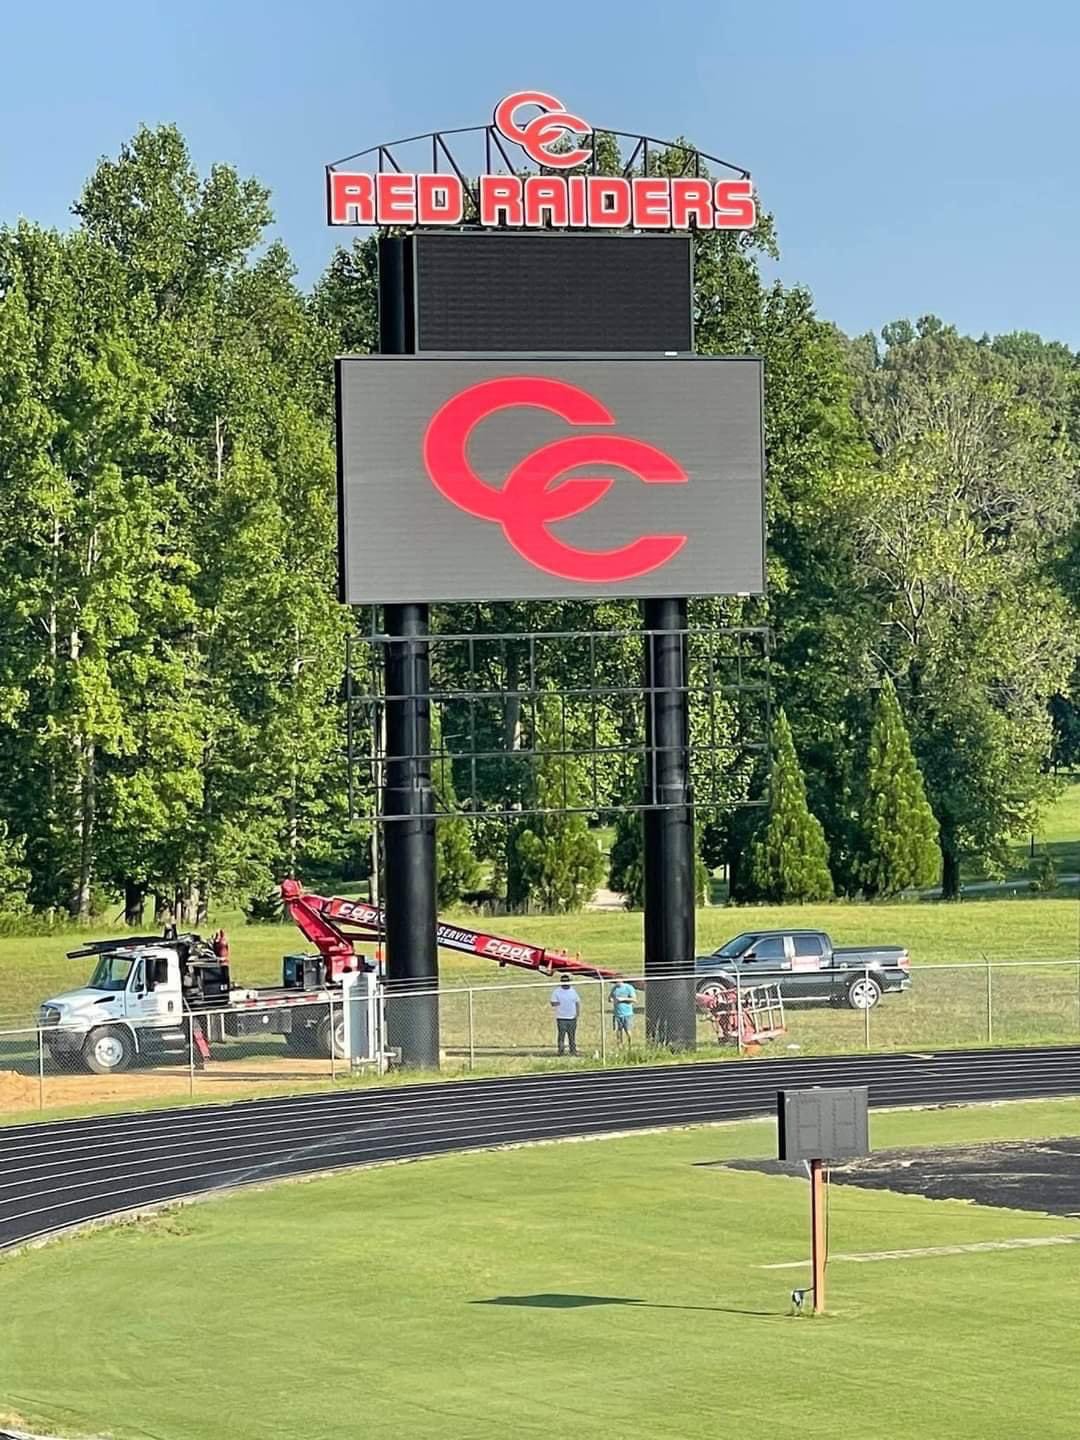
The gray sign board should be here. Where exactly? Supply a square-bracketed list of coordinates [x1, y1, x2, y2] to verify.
[777, 1087, 870, 1163]
[336, 355, 765, 604]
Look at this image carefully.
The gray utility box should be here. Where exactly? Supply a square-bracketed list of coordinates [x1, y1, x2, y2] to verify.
[777, 1086, 870, 1162]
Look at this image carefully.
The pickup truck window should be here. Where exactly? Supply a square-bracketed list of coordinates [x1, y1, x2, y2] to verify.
[793, 935, 825, 958]
[88, 954, 137, 993]
[750, 937, 786, 961]
[715, 933, 762, 958]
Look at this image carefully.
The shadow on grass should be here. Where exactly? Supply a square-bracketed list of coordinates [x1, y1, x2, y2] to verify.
[472, 1293, 780, 1317]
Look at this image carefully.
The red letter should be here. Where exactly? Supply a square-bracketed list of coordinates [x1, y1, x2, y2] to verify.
[586, 177, 631, 228]
[567, 175, 587, 227]
[632, 178, 671, 229]
[376, 173, 417, 224]
[479, 176, 524, 226]
[713, 179, 756, 229]
[524, 177, 569, 228]
[671, 178, 713, 229]
[417, 174, 464, 224]
[328, 171, 374, 225]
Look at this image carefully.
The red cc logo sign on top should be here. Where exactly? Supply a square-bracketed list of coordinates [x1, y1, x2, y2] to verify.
[493, 91, 593, 168]
[423, 377, 688, 584]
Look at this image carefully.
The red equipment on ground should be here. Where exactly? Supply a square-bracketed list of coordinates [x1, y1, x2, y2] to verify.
[279, 879, 623, 983]
[695, 981, 786, 1048]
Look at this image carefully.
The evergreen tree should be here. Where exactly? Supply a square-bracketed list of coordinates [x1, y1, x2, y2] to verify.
[860, 678, 941, 896]
[609, 810, 644, 909]
[609, 811, 709, 908]
[431, 707, 480, 907]
[511, 698, 604, 913]
[750, 710, 834, 902]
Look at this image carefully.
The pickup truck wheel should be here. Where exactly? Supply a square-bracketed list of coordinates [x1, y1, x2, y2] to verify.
[846, 976, 882, 1011]
[315, 1014, 347, 1061]
[696, 978, 736, 1002]
[84, 1026, 135, 1075]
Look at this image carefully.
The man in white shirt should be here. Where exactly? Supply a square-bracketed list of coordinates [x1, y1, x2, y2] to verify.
[550, 974, 581, 1056]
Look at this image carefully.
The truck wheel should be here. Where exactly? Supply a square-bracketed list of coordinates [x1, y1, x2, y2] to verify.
[696, 977, 736, 1002]
[315, 1014, 347, 1061]
[84, 1026, 135, 1075]
[846, 976, 882, 1011]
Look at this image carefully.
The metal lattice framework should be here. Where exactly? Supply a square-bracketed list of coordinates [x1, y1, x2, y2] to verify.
[345, 614, 769, 823]
[327, 123, 750, 224]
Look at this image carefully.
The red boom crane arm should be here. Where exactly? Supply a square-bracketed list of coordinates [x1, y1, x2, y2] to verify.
[279, 879, 621, 982]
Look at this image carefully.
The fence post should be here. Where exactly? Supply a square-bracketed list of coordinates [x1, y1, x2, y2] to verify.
[37, 1026, 44, 1111]
[468, 987, 475, 1072]
[329, 994, 337, 1082]
[863, 965, 871, 1051]
[986, 960, 993, 1045]
[188, 1016, 195, 1098]
[735, 971, 744, 1057]
[600, 980, 607, 1066]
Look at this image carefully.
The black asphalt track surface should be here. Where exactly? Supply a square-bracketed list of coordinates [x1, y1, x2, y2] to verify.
[729, 1137, 1080, 1215]
[3, 1044, 1080, 1250]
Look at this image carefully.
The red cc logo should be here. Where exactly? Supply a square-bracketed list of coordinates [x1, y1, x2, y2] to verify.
[422, 377, 689, 584]
[493, 91, 592, 169]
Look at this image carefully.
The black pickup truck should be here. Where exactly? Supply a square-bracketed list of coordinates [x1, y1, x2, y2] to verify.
[695, 930, 911, 1010]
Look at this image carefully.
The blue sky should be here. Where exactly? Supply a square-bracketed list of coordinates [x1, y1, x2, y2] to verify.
[4, 0, 1078, 345]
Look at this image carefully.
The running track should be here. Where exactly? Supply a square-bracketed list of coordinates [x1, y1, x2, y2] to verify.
[4, 1044, 1080, 1251]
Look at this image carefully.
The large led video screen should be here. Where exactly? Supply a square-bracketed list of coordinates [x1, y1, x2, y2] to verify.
[336, 355, 765, 604]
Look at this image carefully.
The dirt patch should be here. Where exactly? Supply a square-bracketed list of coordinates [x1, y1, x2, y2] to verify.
[724, 1137, 1080, 1217]
[0, 1071, 39, 1109]
[0, 1054, 339, 1120]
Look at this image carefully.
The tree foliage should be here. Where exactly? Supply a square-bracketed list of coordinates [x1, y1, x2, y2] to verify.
[431, 708, 480, 907]
[849, 317, 1077, 895]
[750, 710, 834, 902]
[609, 811, 645, 909]
[860, 678, 941, 896]
[510, 699, 604, 913]
[0, 128, 1076, 925]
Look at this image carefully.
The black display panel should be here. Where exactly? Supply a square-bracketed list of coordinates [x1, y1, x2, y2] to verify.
[412, 232, 692, 353]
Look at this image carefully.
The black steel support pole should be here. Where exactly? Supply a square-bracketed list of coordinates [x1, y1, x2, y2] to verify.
[642, 597, 697, 1049]
[377, 234, 437, 1066]
[383, 603, 439, 1067]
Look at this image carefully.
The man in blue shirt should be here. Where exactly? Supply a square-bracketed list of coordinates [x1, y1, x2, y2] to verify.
[610, 979, 637, 1044]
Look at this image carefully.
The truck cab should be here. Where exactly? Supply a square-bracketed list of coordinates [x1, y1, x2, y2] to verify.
[39, 937, 229, 1074]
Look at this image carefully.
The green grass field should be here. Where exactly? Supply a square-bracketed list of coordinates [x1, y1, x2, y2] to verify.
[967, 775, 1080, 886]
[1, 896, 1077, 1029]
[3, 1098, 1080, 1440]
[2, 777, 1076, 1027]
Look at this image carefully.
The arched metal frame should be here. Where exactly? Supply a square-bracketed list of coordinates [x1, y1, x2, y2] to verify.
[327, 123, 751, 226]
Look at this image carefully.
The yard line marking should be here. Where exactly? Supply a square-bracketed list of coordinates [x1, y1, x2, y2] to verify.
[760, 1234, 1080, 1267]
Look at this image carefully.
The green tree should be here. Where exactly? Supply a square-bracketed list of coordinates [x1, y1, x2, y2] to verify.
[431, 707, 480, 907]
[851, 317, 1077, 896]
[0, 821, 30, 915]
[609, 810, 709, 908]
[750, 710, 834, 902]
[511, 699, 604, 913]
[608, 810, 644, 909]
[859, 678, 941, 896]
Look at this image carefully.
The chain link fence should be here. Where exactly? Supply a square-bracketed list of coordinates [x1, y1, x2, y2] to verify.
[3, 959, 1080, 1120]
